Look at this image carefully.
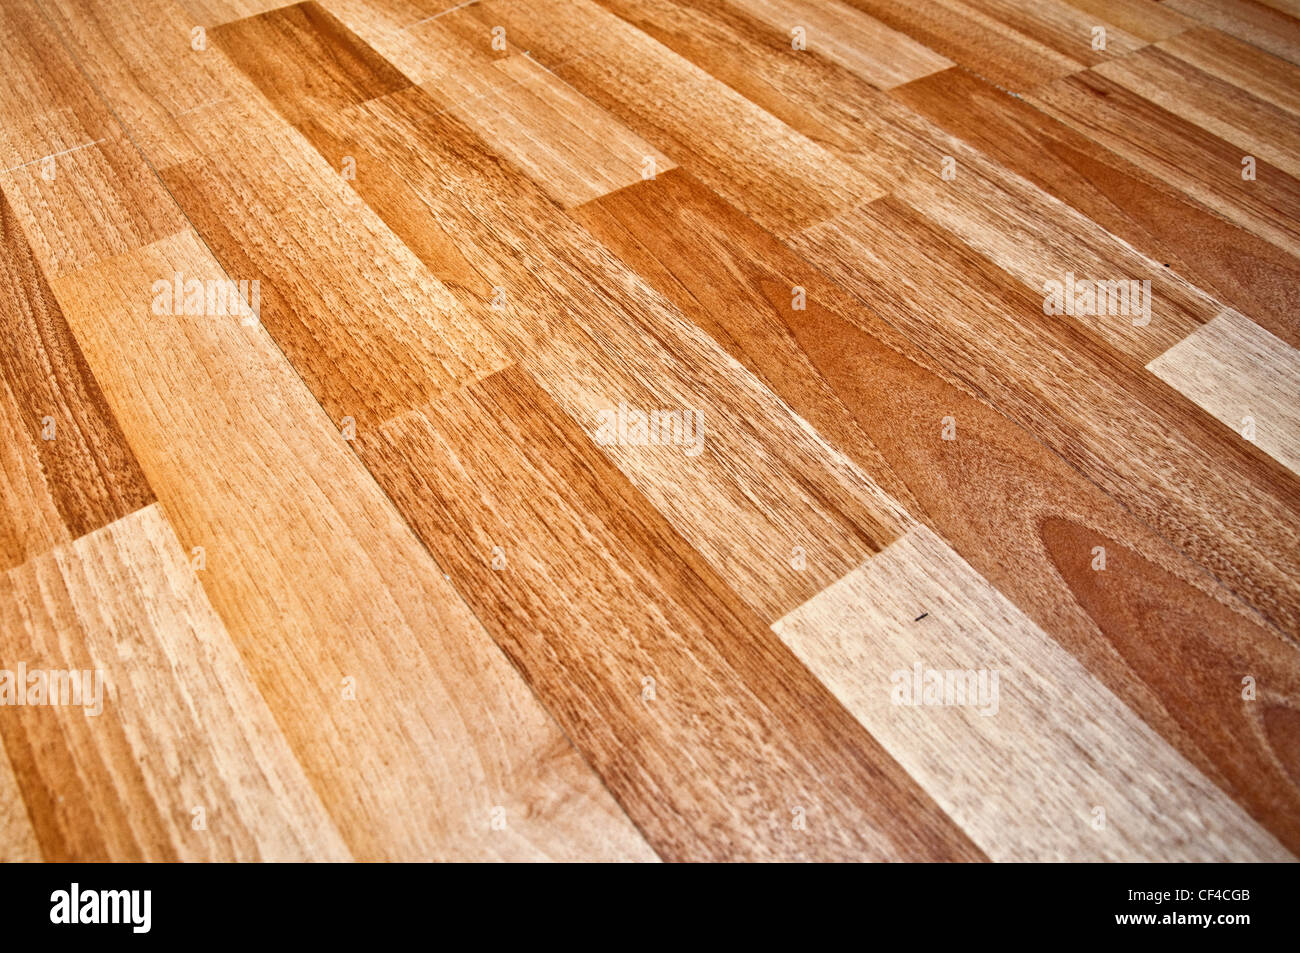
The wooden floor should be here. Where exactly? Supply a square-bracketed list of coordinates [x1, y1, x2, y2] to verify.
[1, 0, 1298, 863]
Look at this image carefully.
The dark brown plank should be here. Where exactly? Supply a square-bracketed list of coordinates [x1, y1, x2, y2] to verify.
[211, 1, 410, 124]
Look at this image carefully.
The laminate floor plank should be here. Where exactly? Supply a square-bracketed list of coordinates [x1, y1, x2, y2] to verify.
[575, 167, 1300, 855]
[298, 3, 679, 207]
[360, 364, 985, 862]
[38, 0, 263, 170]
[1164, 0, 1300, 64]
[0, 0, 112, 171]
[0, 743, 41, 861]
[50, 229, 653, 862]
[0, 189, 154, 573]
[216, 3, 913, 621]
[794, 196, 1300, 639]
[1062, 0, 1197, 41]
[0, 504, 351, 861]
[1147, 311, 1300, 476]
[1093, 45, 1300, 176]
[773, 525, 1292, 861]
[1027, 70, 1300, 257]
[1159, 26, 1300, 114]
[838, 0, 1085, 91]
[960, 0, 1149, 65]
[891, 66, 1300, 350]
[725, 0, 954, 88]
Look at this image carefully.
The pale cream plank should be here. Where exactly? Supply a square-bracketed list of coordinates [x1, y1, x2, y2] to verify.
[1147, 310, 1300, 476]
[773, 524, 1293, 861]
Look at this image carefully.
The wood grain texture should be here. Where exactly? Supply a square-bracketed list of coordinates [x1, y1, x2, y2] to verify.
[1147, 311, 1300, 476]
[446, 0, 884, 236]
[0, 1, 184, 276]
[960, 0, 1148, 65]
[361, 364, 985, 862]
[218, 4, 911, 621]
[0, 744, 40, 861]
[1159, 26, 1300, 115]
[0, 503, 351, 861]
[1027, 69, 1300, 259]
[838, 0, 1085, 90]
[576, 168, 1300, 854]
[773, 524, 1291, 861]
[891, 66, 1300, 350]
[592, 0, 1223, 366]
[1062, 0, 1196, 41]
[794, 196, 1300, 638]
[5, 0, 1299, 863]
[727, 0, 954, 88]
[288, 1, 676, 206]
[51, 229, 654, 862]
[1093, 45, 1300, 176]
[1164, 0, 1300, 64]
[0, 188, 154, 572]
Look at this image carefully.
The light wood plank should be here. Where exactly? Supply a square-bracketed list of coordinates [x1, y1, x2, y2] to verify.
[773, 524, 1292, 861]
[727, 0, 953, 88]
[0, 503, 351, 861]
[1148, 311, 1300, 476]
[51, 229, 655, 862]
